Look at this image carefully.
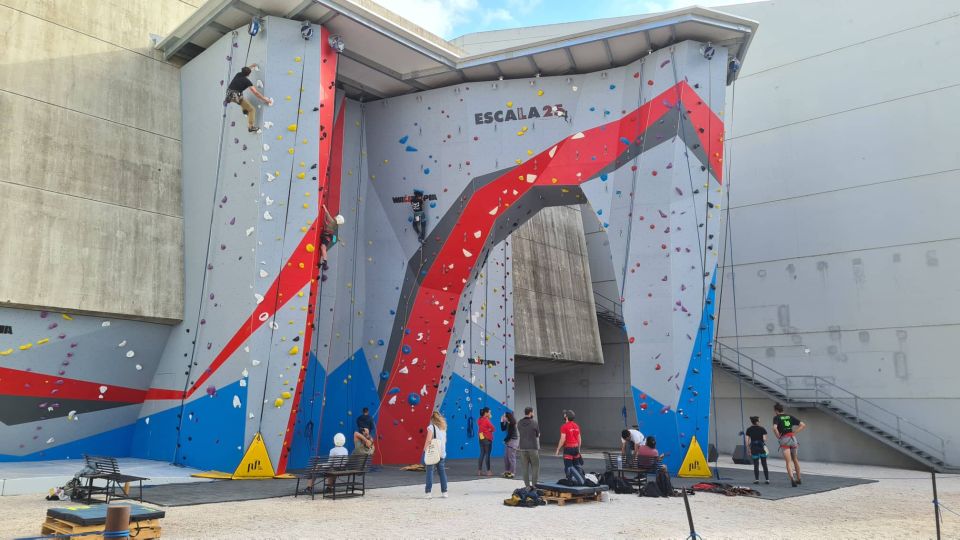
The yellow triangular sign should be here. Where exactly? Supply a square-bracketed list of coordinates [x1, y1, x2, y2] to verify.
[232, 432, 276, 478]
[678, 436, 712, 478]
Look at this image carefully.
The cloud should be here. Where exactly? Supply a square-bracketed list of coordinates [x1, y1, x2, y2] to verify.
[482, 7, 515, 26]
[373, 0, 479, 37]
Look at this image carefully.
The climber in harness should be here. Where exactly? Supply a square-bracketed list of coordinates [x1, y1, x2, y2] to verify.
[224, 64, 273, 133]
[320, 204, 345, 263]
[410, 189, 427, 242]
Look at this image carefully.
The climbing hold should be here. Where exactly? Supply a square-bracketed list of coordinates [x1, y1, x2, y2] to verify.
[288, 124, 298, 132]
[274, 398, 285, 408]
[407, 393, 421, 405]
[294, 56, 302, 62]
[305, 244, 316, 253]
[125, 350, 135, 358]
[289, 346, 299, 356]
[281, 391, 292, 399]
[537, 89, 544, 96]
[206, 385, 216, 397]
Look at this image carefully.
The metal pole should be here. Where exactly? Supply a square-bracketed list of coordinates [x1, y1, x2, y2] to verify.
[682, 488, 698, 539]
[104, 504, 131, 539]
[932, 471, 942, 540]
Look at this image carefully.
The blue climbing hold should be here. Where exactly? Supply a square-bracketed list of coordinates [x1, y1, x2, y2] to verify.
[380, 371, 390, 380]
[404, 329, 411, 335]
[600, 173, 608, 181]
[597, 209, 603, 215]
[405, 145, 418, 152]
[619, 137, 631, 146]
[388, 387, 400, 394]
[423, 168, 431, 175]
[399, 135, 409, 144]
[429, 202, 437, 208]
[389, 309, 396, 315]
[609, 84, 616, 90]
[377, 339, 385, 346]
[407, 393, 421, 405]
[402, 345, 411, 354]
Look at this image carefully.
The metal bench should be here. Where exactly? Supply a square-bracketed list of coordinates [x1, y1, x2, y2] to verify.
[603, 451, 663, 494]
[79, 455, 149, 503]
[293, 454, 368, 500]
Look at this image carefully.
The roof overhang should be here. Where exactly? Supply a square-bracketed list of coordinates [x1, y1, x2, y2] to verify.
[157, 0, 758, 100]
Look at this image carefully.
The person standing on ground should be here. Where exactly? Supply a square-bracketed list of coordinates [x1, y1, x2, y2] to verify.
[500, 411, 519, 479]
[620, 428, 645, 466]
[423, 411, 448, 499]
[517, 407, 540, 488]
[477, 407, 494, 476]
[356, 407, 374, 436]
[555, 410, 584, 477]
[353, 427, 375, 462]
[224, 64, 272, 133]
[745, 416, 769, 484]
[772, 403, 806, 487]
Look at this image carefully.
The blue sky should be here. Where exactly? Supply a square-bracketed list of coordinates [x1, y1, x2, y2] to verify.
[373, 0, 756, 40]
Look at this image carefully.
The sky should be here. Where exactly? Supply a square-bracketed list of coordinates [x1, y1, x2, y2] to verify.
[372, 0, 757, 40]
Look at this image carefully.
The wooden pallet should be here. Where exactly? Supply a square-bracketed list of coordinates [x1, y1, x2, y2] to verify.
[40, 516, 162, 539]
[540, 490, 602, 506]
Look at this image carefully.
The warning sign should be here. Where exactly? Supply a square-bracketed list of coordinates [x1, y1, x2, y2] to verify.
[678, 436, 712, 478]
[232, 432, 276, 478]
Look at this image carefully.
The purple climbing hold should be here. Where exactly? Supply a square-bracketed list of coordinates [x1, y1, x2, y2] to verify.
[229, 217, 236, 225]
[660, 59, 671, 68]
[206, 385, 217, 397]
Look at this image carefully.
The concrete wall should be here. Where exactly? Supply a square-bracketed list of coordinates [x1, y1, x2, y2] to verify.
[711, 369, 922, 469]
[717, 0, 960, 466]
[0, 0, 198, 322]
[513, 205, 602, 364]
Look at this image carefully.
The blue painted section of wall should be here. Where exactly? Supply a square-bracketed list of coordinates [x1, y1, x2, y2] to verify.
[130, 380, 248, 472]
[438, 373, 510, 461]
[287, 352, 326, 470]
[0, 423, 136, 462]
[315, 350, 380, 457]
[632, 271, 716, 473]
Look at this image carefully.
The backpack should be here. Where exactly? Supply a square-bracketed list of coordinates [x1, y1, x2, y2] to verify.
[655, 468, 673, 497]
[643, 481, 664, 497]
[602, 471, 634, 494]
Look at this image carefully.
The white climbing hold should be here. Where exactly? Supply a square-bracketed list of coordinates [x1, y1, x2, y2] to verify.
[101, 321, 111, 327]
[233, 395, 242, 408]
[265, 196, 274, 206]
[255, 293, 264, 304]
[135, 364, 142, 370]
[262, 143, 270, 151]
[388, 395, 397, 405]
[256, 79, 263, 88]
[263, 121, 273, 129]
[259, 269, 268, 278]
[269, 321, 279, 330]
[242, 369, 249, 378]
[420, 384, 428, 396]
[416, 332, 424, 341]
[548, 145, 558, 158]
[572, 132, 585, 140]
[46, 437, 55, 444]
[249, 413, 255, 419]
[411, 357, 419, 365]
[263, 211, 273, 220]
[258, 312, 269, 322]
[99, 385, 108, 394]
[463, 248, 472, 257]
[488, 206, 498, 216]
[262, 155, 269, 162]
[67, 410, 77, 421]
[125, 350, 135, 358]
[252, 359, 261, 366]
[246, 227, 255, 236]
[118, 340, 126, 347]
[144, 417, 150, 425]
[526, 173, 537, 183]
[399, 366, 409, 374]
[266, 172, 276, 182]
[239, 379, 247, 387]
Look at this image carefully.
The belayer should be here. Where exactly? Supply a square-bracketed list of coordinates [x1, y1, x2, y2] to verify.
[224, 63, 273, 133]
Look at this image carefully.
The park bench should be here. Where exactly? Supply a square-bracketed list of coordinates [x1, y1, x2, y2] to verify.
[78, 454, 149, 503]
[293, 454, 369, 500]
[603, 451, 663, 494]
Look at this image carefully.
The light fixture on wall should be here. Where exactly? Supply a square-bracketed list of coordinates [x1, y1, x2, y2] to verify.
[328, 34, 345, 54]
[248, 17, 261, 37]
[729, 56, 742, 73]
[300, 21, 314, 40]
[699, 42, 716, 60]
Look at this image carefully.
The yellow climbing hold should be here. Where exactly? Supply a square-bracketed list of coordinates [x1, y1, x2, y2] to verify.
[537, 89, 544, 96]
[516, 131, 524, 136]
[19, 343, 33, 351]
[300, 226, 308, 233]
[36, 338, 49, 345]
[288, 148, 295, 155]
[274, 398, 285, 408]
[551, 178, 558, 184]
[277, 135, 283, 140]
[288, 70, 294, 75]
[285, 96, 292, 101]
[296, 172, 305, 179]
[288, 124, 298, 132]
[302, 203, 309, 209]
[506, 101, 513, 107]
[527, 149, 533, 156]
[294, 56, 302, 62]
[281, 391, 292, 399]
[62, 314, 73, 320]
[289, 345, 299, 355]
[306, 243, 316, 253]
[0, 349, 12, 356]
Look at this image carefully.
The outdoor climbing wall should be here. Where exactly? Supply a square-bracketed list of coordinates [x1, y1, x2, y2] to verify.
[134, 17, 337, 474]
[0, 307, 171, 460]
[336, 40, 728, 466]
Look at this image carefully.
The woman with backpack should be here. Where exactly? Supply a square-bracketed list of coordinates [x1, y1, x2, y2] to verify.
[423, 411, 448, 499]
[501, 411, 519, 478]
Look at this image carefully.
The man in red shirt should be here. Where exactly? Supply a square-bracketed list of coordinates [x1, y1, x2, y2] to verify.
[555, 410, 584, 477]
[477, 407, 495, 476]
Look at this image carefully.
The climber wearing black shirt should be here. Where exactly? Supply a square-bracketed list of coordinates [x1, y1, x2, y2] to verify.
[410, 190, 426, 242]
[772, 403, 806, 487]
[744, 416, 769, 484]
[224, 65, 272, 133]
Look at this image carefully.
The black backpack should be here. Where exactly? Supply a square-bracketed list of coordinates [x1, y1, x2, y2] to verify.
[644, 468, 673, 497]
[603, 471, 634, 494]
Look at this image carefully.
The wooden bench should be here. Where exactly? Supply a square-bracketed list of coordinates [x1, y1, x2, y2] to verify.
[293, 454, 369, 500]
[603, 451, 663, 494]
[78, 454, 149, 503]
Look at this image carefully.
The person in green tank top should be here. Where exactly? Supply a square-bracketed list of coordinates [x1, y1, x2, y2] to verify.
[772, 403, 807, 487]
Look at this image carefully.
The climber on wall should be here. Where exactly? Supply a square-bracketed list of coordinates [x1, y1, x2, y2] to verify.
[224, 63, 273, 133]
[320, 204, 345, 263]
[410, 189, 427, 242]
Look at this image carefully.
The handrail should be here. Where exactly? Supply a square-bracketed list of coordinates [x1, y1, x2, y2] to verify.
[713, 342, 948, 463]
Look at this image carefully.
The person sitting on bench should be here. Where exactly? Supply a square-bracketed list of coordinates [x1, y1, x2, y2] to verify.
[636, 436, 668, 472]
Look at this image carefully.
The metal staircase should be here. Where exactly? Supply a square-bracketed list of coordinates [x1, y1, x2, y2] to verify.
[713, 342, 957, 472]
[593, 291, 625, 327]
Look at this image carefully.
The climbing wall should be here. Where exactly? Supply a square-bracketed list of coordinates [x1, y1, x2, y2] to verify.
[134, 17, 337, 474]
[0, 307, 171, 460]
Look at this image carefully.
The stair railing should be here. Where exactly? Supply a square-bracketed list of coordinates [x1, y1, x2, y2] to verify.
[713, 342, 948, 465]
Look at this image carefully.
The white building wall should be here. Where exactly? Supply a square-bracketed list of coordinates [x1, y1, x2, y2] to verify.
[715, 0, 960, 466]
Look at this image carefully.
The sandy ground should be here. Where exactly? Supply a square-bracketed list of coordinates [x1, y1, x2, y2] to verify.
[3, 459, 957, 539]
